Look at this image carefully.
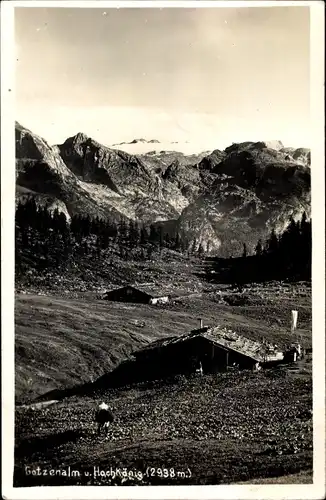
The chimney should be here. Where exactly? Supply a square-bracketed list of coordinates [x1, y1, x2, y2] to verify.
[199, 318, 203, 329]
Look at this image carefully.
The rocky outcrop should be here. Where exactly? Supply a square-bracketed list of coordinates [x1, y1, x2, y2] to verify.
[57, 133, 189, 220]
[280, 147, 311, 167]
[264, 140, 284, 151]
[16, 124, 191, 222]
[175, 142, 310, 256]
[162, 160, 203, 202]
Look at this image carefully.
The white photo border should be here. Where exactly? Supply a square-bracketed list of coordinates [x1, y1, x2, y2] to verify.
[1, 1, 325, 499]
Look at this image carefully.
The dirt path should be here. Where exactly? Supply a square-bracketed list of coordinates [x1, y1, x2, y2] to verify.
[19, 400, 59, 410]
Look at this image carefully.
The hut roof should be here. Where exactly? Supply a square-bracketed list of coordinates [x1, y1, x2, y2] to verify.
[104, 284, 174, 298]
[201, 327, 268, 362]
[133, 326, 279, 363]
[132, 284, 172, 297]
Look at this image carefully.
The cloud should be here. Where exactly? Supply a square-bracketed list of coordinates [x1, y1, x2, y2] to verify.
[15, 7, 310, 149]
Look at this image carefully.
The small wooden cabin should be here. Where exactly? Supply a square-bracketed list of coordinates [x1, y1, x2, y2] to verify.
[102, 285, 170, 305]
[131, 325, 284, 378]
[101, 324, 285, 388]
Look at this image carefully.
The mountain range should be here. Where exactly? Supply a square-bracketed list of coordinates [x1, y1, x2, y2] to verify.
[112, 138, 161, 145]
[15, 122, 310, 257]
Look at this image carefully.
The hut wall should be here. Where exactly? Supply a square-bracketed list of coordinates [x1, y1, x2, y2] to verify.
[226, 350, 257, 369]
[149, 296, 169, 305]
[136, 337, 231, 376]
[124, 337, 260, 386]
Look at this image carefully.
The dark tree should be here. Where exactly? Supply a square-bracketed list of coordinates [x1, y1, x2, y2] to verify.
[255, 239, 263, 257]
[266, 229, 279, 255]
[129, 220, 140, 246]
[191, 238, 197, 255]
[174, 232, 182, 252]
[149, 224, 160, 247]
[197, 242, 205, 257]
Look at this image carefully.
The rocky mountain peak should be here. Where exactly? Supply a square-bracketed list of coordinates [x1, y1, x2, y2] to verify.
[113, 138, 161, 146]
[131, 138, 160, 144]
[198, 149, 226, 172]
[72, 132, 90, 144]
[61, 132, 92, 150]
[264, 140, 284, 151]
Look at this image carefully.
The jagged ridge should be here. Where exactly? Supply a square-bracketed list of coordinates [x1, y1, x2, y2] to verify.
[15, 124, 311, 256]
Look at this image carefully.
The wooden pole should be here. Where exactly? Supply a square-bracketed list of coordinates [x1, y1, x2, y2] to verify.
[291, 310, 300, 353]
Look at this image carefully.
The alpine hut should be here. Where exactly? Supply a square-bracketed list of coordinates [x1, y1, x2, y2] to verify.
[102, 285, 170, 305]
[131, 322, 284, 377]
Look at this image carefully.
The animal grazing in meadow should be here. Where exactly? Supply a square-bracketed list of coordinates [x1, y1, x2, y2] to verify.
[195, 361, 203, 376]
[95, 402, 114, 435]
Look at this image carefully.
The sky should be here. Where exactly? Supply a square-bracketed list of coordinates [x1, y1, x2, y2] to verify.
[15, 5, 311, 151]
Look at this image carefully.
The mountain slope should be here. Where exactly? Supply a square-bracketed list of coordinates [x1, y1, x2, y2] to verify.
[57, 132, 191, 220]
[175, 142, 310, 255]
[16, 123, 123, 220]
[15, 281, 312, 403]
[16, 124, 190, 222]
[280, 147, 311, 167]
[140, 149, 210, 174]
